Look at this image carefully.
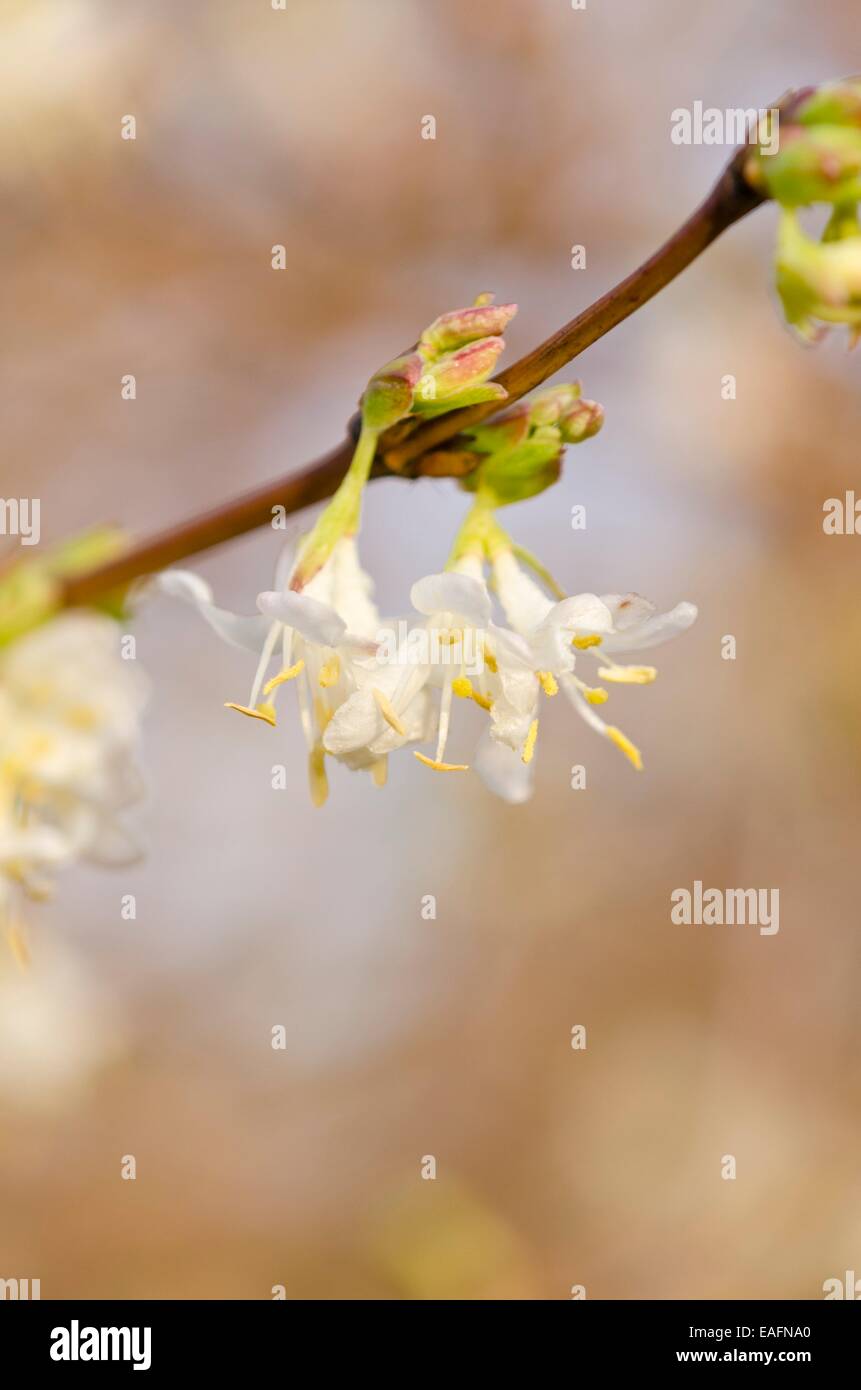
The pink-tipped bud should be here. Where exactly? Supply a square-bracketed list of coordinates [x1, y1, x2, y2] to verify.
[361, 351, 424, 432]
[414, 336, 505, 405]
[559, 398, 604, 443]
[420, 302, 517, 356]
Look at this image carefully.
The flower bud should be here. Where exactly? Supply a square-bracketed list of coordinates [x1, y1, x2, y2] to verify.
[413, 336, 506, 410]
[776, 208, 861, 341]
[796, 80, 861, 129]
[559, 398, 604, 443]
[361, 351, 424, 432]
[420, 298, 517, 356]
[528, 383, 581, 428]
[462, 402, 531, 453]
[752, 124, 861, 206]
[461, 434, 563, 506]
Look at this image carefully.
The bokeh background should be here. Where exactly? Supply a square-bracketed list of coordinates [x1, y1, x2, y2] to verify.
[1, 0, 860, 1300]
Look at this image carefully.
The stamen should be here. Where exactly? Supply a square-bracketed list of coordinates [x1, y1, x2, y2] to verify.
[308, 744, 329, 807]
[606, 725, 643, 770]
[597, 664, 657, 685]
[572, 634, 602, 650]
[521, 718, 539, 764]
[371, 757, 388, 788]
[318, 656, 341, 688]
[313, 697, 333, 733]
[414, 751, 469, 772]
[249, 620, 283, 708]
[584, 687, 608, 705]
[373, 687, 407, 736]
[263, 659, 305, 695]
[483, 648, 498, 674]
[224, 701, 277, 726]
[538, 671, 558, 697]
[451, 676, 493, 712]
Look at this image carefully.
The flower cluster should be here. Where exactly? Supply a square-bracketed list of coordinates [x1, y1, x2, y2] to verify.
[746, 78, 861, 343]
[161, 307, 696, 805]
[0, 612, 147, 958]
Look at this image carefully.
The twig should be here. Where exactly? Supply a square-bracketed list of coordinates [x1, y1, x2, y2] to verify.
[61, 142, 766, 608]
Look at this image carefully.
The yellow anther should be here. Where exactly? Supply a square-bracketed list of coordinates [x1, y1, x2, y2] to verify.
[414, 751, 469, 772]
[572, 634, 602, 650]
[319, 656, 341, 688]
[308, 744, 329, 807]
[373, 687, 407, 736]
[597, 664, 658, 685]
[452, 675, 492, 712]
[521, 718, 539, 765]
[483, 649, 498, 673]
[606, 725, 643, 770]
[584, 686, 609, 705]
[538, 671, 558, 697]
[224, 701, 277, 726]
[263, 659, 305, 696]
[372, 757, 388, 788]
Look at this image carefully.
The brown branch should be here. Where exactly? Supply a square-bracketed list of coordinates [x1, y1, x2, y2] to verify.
[61, 143, 767, 609]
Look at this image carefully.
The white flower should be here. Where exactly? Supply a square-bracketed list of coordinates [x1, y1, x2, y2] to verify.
[160, 537, 396, 804]
[323, 554, 495, 775]
[478, 547, 697, 800]
[0, 612, 147, 945]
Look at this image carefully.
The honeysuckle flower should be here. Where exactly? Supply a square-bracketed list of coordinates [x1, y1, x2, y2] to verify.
[160, 537, 404, 804]
[0, 612, 146, 950]
[322, 560, 490, 774]
[485, 545, 697, 793]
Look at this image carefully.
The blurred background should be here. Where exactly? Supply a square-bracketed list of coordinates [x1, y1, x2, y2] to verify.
[1, 0, 860, 1300]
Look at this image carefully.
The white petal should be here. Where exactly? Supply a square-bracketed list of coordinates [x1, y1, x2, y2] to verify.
[330, 537, 381, 638]
[602, 600, 698, 652]
[410, 572, 491, 627]
[599, 593, 656, 631]
[156, 570, 271, 652]
[474, 728, 535, 803]
[257, 590, 347, 647]
[531, 593, 613, 671]
[322, 689, 382, 755]
[491, 549, 553, 632]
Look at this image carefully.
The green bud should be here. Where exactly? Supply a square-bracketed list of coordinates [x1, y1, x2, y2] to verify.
[461, 434, 563, 506]
[796, 80, 861, 129]
[776, 208, 861, 341]
[361, 351, 424, 432]
[461, 402, 530, 453]
[0, 526, 127, 646]
[527, 382, 581, 427]
[755, 124, 861, 206]
[559, 398, 604, 443]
